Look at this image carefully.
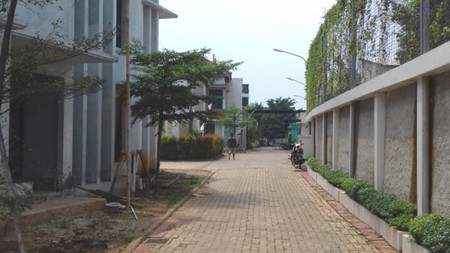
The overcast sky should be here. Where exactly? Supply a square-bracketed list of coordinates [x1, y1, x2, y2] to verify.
[159, 0, 336, 110]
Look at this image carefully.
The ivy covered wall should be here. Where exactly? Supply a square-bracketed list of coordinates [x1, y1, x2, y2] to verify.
[305, 0, 450, 111]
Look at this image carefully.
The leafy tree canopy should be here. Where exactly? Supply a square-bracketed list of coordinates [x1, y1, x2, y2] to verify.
[266, 97, 296, 110]
[128, 42, 241, 129]
[218, 106, 256, 134]
[258, 97, 296, 140]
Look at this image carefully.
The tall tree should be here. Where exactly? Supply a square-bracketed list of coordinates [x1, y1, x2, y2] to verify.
[128, 44, 240, 191]
[259, 97, 296, 140]
[218, 106, 256, 149]
[218, 106, 255, 135]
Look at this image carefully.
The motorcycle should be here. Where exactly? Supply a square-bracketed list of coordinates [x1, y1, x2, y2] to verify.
[288, 142, 305, 169]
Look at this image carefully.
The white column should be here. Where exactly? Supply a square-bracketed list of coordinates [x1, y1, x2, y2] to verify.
[101, 0, 115, 181]
[417, 77, 430, 215]
[58, 84, 74, 186]
[86, 64, 102, 184]
[151, 7, 159, 51]
[332, 108, 340, 170]
[72, 80, 87, 185]
[85, 0, 104, 184]
[72, 0, 90, 186]
[374, 93, 386, 191]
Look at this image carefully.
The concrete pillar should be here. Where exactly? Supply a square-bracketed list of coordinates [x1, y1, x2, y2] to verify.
[151, 8, 159, 51]
[349, 102, 356, 178]
[57, 81, 74, 187]
[72, 66, 87, 185]
[143, 6, 151, 52]
[100, 0, 115, 182]
[85, 0, 103, 184]
[332, 108, 340, 170]
[131, 118, 143, 152]
[374, 93, 386, 191]
[72, 0, 88, 185]
[417, 77, 430, 215]
[322, 113, 327, 164]
[86, 63, 102, 184]
[312, 118, 316, 158]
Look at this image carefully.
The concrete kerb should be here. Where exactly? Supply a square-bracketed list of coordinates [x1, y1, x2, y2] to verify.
[122, 170, 216, 253]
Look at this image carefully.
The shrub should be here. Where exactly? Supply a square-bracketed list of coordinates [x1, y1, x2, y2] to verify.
[0, 192, 33, 220]
[306, 157, 450, 248]
[307, 157, 417, 231]
[160, 134, 224, 160]
[389, 214, 415, 231]
[409, 214, 450, 253]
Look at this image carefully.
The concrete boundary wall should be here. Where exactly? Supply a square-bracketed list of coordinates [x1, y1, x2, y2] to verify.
[306, 41, 450, 217]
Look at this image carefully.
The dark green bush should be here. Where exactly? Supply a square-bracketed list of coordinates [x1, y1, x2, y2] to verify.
[307, 157, 416, 231]
[307, 157, 450, 247]
[160, 134, 224, 160]
[389, 214, 415, 231]
[409, 214, 450, 253]
[321, 168, 348, 188]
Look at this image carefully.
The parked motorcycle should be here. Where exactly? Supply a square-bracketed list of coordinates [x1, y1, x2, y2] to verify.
[288, 143, 305, 169]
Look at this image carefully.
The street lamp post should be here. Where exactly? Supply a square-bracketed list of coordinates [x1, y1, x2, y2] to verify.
[273, 48, 307, 63]
[273, 48, 308, 110]
[287, 77, 306, 86]
[294, 95, 306, 100]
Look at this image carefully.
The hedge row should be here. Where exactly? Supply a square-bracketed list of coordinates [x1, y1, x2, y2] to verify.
[160, 134, 224, 160]
[307, 157, 450, 253]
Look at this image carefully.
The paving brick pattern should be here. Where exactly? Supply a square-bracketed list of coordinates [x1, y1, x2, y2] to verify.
[133, 148, 392, 253]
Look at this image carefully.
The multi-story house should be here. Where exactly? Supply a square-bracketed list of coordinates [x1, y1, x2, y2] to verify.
[163, 71, 250, 149]
[205, 73, 250, 149]
[1, 1, 176, 193]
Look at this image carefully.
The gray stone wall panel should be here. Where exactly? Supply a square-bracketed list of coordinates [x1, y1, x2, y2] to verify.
[316, 116, 323, 161]
[383, 85, 416, 201]
[326, 112, 333, 165]
[355, 99, 374, 184]
[338, 106, 350, 173]
[431, 73, 450, 217]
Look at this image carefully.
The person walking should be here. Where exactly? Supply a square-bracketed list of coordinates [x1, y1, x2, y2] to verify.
[227, 132, 237, 160]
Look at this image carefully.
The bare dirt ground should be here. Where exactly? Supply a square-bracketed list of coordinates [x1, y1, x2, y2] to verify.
[0, 169, 211, 253]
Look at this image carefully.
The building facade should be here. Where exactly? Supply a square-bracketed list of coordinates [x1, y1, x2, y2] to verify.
[1, 1, 176, 193]
[164, 72, 250, 150]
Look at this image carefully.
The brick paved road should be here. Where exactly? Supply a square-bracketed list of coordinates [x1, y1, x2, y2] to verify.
[133, 148, 387, 253]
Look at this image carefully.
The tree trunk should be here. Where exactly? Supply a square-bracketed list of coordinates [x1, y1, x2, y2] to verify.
[0, 1, 27, 252]
[155, 118, 163, 193]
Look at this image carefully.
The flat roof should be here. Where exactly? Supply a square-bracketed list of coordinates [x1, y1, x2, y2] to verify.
[143, 0, 178, 19]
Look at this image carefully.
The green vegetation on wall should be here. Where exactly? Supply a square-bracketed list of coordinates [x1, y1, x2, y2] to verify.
[305, 0, 450, 110]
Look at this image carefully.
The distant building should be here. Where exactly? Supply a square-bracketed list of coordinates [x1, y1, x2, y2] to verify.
[164, 71, 250, 149]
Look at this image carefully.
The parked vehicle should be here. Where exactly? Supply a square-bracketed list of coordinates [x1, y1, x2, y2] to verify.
[288, 143, 305, 169]
[281, 142, 294, 150]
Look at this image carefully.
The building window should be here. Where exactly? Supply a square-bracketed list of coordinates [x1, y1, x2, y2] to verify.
[242, 97, 249, 107]
[242, 84, 249, 94]
[204, 123, 215, 134]
[209, 89, 223, 109]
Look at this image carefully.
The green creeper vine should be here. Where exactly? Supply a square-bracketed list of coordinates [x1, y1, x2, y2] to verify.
[305, 0, 450, 111]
